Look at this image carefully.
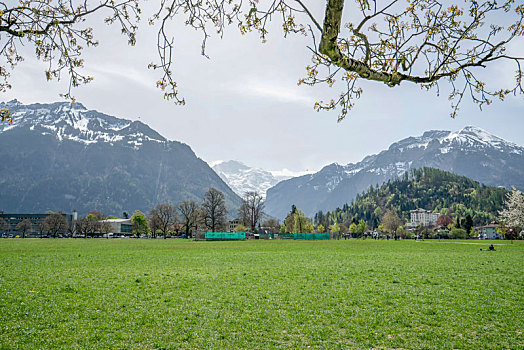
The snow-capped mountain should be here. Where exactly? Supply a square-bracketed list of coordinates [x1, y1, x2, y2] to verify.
[212, 160, 289, 197]
[0, 100, 241, 215]
[1, 99, 165, 147]
[265, 126, 524, 219]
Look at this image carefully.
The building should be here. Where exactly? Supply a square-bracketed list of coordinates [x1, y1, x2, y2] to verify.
[228, 218, 241, 232]
[407, 208, 439, 228]
[475, 223, 501, 240]
[100, 219, 133, 236]
[0, 211, 76, 237]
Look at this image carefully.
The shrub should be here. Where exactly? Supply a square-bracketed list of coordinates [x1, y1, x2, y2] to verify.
[450, 228, 468, 239]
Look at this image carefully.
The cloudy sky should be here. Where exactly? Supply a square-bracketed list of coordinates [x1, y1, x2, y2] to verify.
[3, 1, 523, 176]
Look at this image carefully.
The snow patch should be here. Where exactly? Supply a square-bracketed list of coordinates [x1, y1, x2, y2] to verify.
[0, 101, 168, 149]
[270, 168, 316, 178]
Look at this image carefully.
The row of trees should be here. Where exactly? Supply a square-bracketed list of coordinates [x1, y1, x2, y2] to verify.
[0, 212, 70, 238]
[0, 187, 231, 238]
[129, 188, 228, 238]
[130, 189, 283, 238]
[4, 185, 522, 239]
[0, 188, 273, 238]
[279, 185, 524, 240]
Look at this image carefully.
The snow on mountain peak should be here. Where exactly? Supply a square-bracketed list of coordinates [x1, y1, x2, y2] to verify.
[440, 125, 521, 152]
[386, 126, 521, 154]
[0, 101, 166, 148]
[265, 125, 524, 219]
[212, 161, 292, 197]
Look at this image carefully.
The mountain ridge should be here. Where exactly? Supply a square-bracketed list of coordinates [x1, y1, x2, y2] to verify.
[0, 100, 241, 216]
[265, 126, 524, 219]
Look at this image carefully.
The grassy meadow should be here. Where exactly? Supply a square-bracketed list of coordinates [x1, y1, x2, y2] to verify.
[0, 239, 522, 349]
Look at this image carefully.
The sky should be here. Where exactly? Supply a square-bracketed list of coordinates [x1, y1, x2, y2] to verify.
[3, 1, 523, 176]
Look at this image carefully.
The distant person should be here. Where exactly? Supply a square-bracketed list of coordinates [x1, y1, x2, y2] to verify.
[480, 244, 496, 251]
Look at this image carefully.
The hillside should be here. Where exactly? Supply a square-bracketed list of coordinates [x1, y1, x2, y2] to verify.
[314, 168, 508, 228]
[266, 126, 524, 219]
[0, 100, 241, 215]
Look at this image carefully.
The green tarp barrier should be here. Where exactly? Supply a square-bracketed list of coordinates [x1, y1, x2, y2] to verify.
[205, 232, 246, 240]
[293, 232, 330, 240]
[274, 233, 294, 239]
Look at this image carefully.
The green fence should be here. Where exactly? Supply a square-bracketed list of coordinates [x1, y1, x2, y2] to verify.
[293, 232, 330, 240]
[205, 232, 246, 240]
[274, 233, 294, 239]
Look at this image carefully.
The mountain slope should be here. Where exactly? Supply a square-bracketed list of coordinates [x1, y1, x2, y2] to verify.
[266, 126, 524, 219]
[0, 100, 241, 215]
[212, 160, 288, 197]
[314, 167, 508, 228]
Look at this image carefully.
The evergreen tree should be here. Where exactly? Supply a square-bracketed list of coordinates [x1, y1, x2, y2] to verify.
[313, 168, 508, 230]
[464, 214, 473, 237]
[455, 216, 461, 229]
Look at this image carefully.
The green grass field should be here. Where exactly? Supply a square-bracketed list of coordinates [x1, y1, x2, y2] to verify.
[0, 239, 522, 349]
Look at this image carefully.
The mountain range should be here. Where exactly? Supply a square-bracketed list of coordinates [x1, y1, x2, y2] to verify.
[2, 100, 522, 222]
[212, 160, 290, 197]
[264, 126, 524, 219]
[0, 100, 241, 216]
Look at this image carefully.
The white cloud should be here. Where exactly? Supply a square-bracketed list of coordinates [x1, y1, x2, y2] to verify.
[89, 64, 157, 91]
[225, 79, 314, 105]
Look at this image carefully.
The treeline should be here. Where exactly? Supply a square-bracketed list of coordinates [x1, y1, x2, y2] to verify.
[0, 188, 232, 238]
[314, 167, 508, 229]
[0, 188, 285, 238]
[100, 187, 230, 238]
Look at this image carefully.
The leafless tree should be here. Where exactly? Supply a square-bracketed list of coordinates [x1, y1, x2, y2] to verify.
[238, 191, 265, 233]
[178, 200, 199, 238]
[44, 212, 68, 238]
[15, 219, 32, 238]
[262, 218, 281, 234]
[99, 221, 114, 238]
[0, 218, 8, 237]
[74, 218, 88, 238]
[149, 203, 177, 239]
[201, 188, 227, 232]
[66, 221, 76, 238]
[74, 214, 105, 238]
[84, 217, 100, 238]
[37, 221, 49, 238]
[149, 214, 160, 238]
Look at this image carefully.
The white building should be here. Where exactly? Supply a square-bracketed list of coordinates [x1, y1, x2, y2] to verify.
[475, 223, 501, 240]
[101, 219, 133, 236]
[407, 208, 439, 228]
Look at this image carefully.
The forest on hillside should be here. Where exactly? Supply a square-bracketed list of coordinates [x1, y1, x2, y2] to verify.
[314, 167, 508, 229]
